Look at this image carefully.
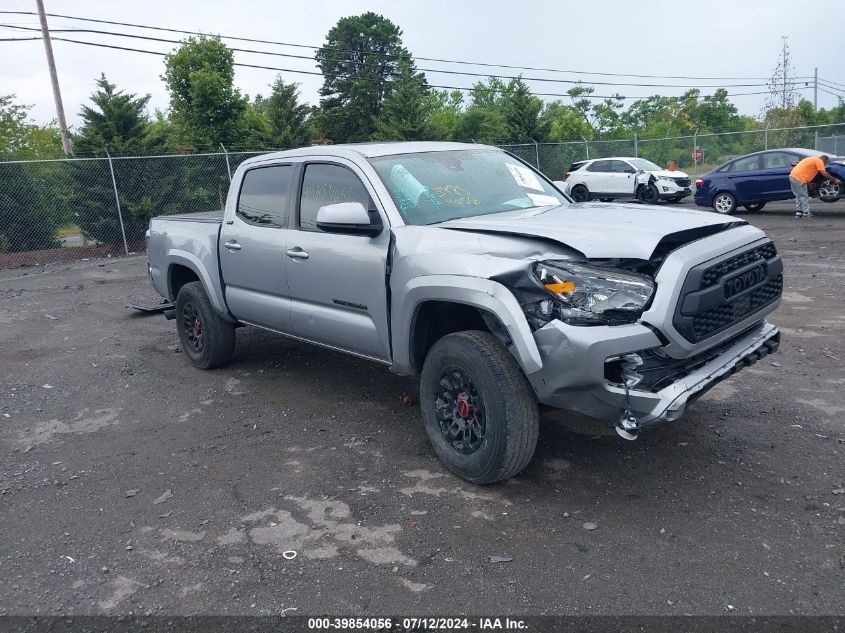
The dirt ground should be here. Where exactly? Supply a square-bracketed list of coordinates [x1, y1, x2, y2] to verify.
[0, 200, 843, 617]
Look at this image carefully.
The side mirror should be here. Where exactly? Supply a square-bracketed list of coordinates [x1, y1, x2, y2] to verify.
[316, 202, 382, 237]
[791, 161, 799, 167]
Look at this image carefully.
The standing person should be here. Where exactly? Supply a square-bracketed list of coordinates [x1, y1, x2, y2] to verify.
[789, 155, 841, 218]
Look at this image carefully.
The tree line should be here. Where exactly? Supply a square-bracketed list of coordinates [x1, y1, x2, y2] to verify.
[1, 12, 844, 254]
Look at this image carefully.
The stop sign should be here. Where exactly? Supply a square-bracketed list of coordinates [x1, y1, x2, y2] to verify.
[693, 147, 703, 161]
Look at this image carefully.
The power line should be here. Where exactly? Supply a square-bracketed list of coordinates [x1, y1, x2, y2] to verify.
[0, 9, 817, 83]
[7, 34, 812, 101]
[817, 81, 845, 95]
[0, 23, 810, 90]
[820, 77, 845, 89]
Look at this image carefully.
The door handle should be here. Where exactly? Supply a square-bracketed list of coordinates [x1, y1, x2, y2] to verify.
[286, 247, 309, 260]
[224, 240, 242, 251]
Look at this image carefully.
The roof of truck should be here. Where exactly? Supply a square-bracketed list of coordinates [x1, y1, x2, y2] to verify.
[240, 141, 499, 166]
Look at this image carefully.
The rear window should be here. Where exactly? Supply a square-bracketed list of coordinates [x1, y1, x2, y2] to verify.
[568, 161, 587, 172]
[587, 160, 612, 172]
[237, 165, 292, 227]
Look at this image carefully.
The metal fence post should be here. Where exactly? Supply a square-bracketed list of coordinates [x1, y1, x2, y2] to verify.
[105, 151, 129, 256]
[533, 140, 540, 170]
[764, 122, 770, 150]
[220, 143, 232, 182]
[693, 130, 698, 178]
[814, 131, 819, 150]
[633, 133, 638, 158]
[581, 136, 589, 160]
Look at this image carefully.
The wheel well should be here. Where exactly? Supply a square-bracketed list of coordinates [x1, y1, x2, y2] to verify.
[409, 301, 511, 374]
[169, 264, 200, 300]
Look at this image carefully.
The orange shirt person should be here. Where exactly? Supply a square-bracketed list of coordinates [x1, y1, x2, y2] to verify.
[789, 155, 841, 218]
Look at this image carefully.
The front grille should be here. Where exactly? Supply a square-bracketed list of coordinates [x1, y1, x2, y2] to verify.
[700, 242, 778, 288]
[672, 177, 691, 187]
[692, 275, 783, 340]
[672, 239, 783, 343]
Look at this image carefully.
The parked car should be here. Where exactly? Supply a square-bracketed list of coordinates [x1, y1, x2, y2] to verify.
[147, 142, 782, 483]
[694, 148, 843, 214]
[564, 157, 692, 204]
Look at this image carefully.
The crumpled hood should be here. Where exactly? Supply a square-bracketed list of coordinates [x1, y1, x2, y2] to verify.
[438, 203, 744, 259]
[649, 169, 690, 179]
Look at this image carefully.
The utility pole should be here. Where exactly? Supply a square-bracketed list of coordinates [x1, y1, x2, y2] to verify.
[35, 0, 72, 156]
[781, 36, 788, 109]
[813, 67, 818, 111]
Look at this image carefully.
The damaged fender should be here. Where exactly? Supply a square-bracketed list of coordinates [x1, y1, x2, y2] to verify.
[390, 275, 543, 376]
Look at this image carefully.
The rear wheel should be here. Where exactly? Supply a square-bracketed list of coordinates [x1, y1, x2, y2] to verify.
[712, 191, 737, 214]
[743, 202, 766, 212]
[818, 179, 841, 202]
[175, 281, 236, 369]
[420, 331, 539, 484]
[570, 184, 590, 202]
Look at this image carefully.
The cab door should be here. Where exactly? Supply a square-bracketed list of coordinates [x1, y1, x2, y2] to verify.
[758, 151, 802, 200]
[219, 164, 293, 333]
[283, 160, 392, 361]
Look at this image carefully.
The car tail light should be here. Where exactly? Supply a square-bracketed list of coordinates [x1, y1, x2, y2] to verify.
[564, 172, 571, 180]
[695, 179, 704, 188]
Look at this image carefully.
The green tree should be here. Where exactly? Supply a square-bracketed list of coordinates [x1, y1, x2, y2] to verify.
[0, 95, 62, 159]
[542, 101, 593, 141]
[163, 36, 248, 147]
[425, 90, 464, 140]
[452, 78, 508, 143]
[0, 96, 63, 252]
[567, 85, 625, 136]
[375, 59, 430, 140]
[315, 12, 410, 142]
[71, 76, 184, 245]
[74, 74, 153, 156]
[500, 77, 548, 143]
[254, 77, 312, 148]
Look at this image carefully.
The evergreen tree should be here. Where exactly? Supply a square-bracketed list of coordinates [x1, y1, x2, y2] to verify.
[256, 77, 312, 148]
[315, 13, 410, 142]
[500, 77, 548, 143]
[375, 59, 430, 140]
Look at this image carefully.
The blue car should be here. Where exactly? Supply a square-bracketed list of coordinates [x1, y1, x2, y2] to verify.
[694, 148, 843, 214]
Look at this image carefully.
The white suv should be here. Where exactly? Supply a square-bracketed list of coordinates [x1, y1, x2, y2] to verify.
[564, 157, 692, 204]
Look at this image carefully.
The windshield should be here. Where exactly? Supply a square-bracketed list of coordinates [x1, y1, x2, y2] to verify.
[369, 149, 568, 225]
[627, 158, 662, 171]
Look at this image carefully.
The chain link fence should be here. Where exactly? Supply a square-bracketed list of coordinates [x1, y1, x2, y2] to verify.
[1, 123, 844, 269]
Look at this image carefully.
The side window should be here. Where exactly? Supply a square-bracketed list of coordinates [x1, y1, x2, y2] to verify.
[611, 160, 634, 173]
[730, 155, 761, 172]
[299, 164, 371, 232]
[762, 152, 797, 169]
[236, 165, 292, 227]
[587, 160, 611, 172]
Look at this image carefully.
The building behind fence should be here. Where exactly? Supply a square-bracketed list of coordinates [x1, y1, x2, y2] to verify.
[1, 123, 844, 269]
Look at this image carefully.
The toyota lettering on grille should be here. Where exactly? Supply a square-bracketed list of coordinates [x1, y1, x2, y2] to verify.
[724, 264, 767, 299]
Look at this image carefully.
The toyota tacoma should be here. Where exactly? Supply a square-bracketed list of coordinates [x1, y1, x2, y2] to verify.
[146, 142, 782, 483]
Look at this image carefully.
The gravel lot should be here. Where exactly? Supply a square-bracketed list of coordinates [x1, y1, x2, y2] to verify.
[1, 200, 843, 617]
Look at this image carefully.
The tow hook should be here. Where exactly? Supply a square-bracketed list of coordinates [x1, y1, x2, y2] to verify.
[615, 409, 639, 440]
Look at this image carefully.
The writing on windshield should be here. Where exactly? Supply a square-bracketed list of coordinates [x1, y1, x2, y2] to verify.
[369, 149, 567, 225]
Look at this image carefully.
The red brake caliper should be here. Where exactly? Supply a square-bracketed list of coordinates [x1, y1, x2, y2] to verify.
[193, 319, 202, 334]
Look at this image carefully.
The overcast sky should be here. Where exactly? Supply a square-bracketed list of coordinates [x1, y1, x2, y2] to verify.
[2, 0, 843, 129]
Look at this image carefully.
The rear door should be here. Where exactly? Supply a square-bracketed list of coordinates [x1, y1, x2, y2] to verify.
[725, 154, 764, 203]
[284, 160, 392, 361]
[219, 163, 293, 332]
[758, 151, 802, 200]
[584, 159, 613, 194]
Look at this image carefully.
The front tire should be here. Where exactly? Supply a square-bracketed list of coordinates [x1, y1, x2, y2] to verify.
[744, 202, 766, 212]
[175, 281, 236, 369]
[712, 191, 737, 214]
[420, 331, 539, 484]
[570, 184, 591, 202]
[637, 183, 659, 204]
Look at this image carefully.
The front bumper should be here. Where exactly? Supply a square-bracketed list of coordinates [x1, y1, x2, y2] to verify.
[527, 319, 779, 427]
[656, 181, 691, 199]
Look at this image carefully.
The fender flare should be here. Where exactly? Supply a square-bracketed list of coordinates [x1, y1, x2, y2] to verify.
[165, 250, 231, 319]
[391, 275, 543, 376]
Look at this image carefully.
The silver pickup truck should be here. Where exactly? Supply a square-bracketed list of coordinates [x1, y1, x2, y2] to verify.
[146, 142, 782, 483]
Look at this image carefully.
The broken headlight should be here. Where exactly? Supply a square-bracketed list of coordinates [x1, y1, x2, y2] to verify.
[526, 261, 655, 327]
